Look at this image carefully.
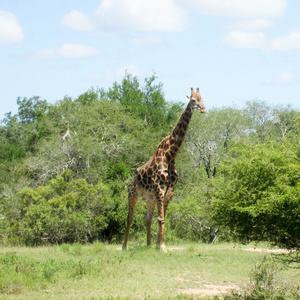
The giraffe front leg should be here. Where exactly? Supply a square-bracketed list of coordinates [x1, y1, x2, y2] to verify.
[156, 187, 167, 252]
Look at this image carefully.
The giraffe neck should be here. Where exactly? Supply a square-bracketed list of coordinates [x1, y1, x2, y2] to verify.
[169, 101, 194, 159]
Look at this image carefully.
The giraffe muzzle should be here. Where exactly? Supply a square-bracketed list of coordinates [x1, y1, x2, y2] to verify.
[198, 106, 206, 113]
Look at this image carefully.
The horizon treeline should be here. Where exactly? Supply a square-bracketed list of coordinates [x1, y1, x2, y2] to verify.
[1, 73, 299, 249]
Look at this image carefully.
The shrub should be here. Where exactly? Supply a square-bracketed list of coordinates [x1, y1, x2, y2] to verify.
[3, 171, 125, 245]
[211, 141, 300, 250]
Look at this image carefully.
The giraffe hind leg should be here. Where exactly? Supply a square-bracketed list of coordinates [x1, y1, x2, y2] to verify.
[155, 187, 167, 251]
[145, 196, 156, 246]
[164, 187, 175, 218]
[122, 181, 139, 250]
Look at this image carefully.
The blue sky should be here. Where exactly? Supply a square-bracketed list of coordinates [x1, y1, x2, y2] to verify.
[1, 0, 300, 119]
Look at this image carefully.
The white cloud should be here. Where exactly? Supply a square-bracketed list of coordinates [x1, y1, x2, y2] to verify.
[33, 44, 100, 59]
[182, 0, 286, 18]
[229, 19, 272, 31]
[0, 10, 24, 46]
[183, 0, 288, 51]
[58, 43, 101, 58]
[61, 10, 94, 32]
[274, 72, 296, 84]
[223, 30, 267, 48]
[268, 30, 300, 51]
[223, 29, 300, 51]
[132, 36, 162, 46]
[33, 49, 57, 60]
[94, 0, 189, 32]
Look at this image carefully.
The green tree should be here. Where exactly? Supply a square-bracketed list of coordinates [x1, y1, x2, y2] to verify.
[184, 107, 250, 178]
[25, 96, 161, 186]
[0, 113, 25, 161]
[211, 141, 300, 249]
[107, 72, 182, 129]
[16, 96, 49, 124]
[244, 100, 275, 142]
[2, 171, 124, 245]
[168, 177, 221, 243]
[272, 105, 300, 139]
[244, 100, 300, 142]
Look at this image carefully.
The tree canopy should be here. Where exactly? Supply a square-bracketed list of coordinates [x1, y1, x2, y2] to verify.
[0, 73, 299, 249]
[211, 141, 300, 249]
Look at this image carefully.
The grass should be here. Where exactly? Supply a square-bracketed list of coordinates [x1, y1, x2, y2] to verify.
[0, 242, 299, 299]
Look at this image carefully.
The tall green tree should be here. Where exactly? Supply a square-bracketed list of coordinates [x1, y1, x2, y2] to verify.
[107, 72, 182, 129]
[211, 141, 300, 249]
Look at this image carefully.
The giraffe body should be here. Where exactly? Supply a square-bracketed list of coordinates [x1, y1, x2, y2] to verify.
[123, 88, 205, 251]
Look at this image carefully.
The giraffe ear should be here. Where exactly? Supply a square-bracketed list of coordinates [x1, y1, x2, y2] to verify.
[186, 96, 190, 101]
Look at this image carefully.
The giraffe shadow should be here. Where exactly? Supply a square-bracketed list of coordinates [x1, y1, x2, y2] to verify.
[118, 244, 167, 255]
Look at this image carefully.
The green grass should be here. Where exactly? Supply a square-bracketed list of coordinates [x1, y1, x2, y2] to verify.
[0, 242, 299, 299]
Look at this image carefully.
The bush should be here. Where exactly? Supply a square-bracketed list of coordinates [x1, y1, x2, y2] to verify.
[2, 170, 126, 245]
[211, 141, 300, 250]
[168, 195, 219, 243]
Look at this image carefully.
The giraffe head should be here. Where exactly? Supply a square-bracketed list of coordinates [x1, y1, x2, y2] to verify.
[186, 87, 206, 113]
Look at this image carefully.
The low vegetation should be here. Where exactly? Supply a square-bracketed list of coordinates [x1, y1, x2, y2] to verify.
[0, 243, 299, 299]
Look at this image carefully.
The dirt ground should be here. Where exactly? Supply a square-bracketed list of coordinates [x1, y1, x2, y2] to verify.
[179, 283, 239, 297]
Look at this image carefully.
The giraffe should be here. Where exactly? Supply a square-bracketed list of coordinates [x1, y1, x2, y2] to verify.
[122, 88, 206, 251]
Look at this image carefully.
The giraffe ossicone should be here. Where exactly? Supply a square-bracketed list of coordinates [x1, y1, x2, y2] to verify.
[122, 88, 206, 251]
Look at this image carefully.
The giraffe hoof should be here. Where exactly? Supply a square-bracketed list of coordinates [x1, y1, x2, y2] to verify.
[157, 244, 167, 253]
[160, 245, 167, 253]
